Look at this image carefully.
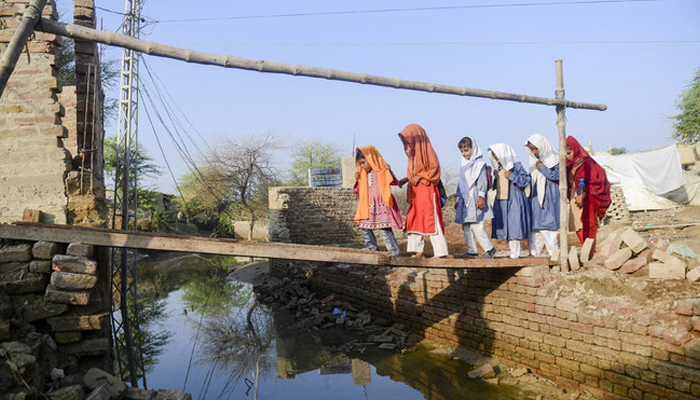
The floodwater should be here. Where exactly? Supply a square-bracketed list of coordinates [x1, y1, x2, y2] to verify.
[135, 254, 528, 400]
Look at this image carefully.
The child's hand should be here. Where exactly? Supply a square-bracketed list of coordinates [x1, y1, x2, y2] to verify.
[384, 163, 391, 170]
[476, 197, 486, 210]
[536, 161, 544, 169]
[504, 170, 512, 179]
[398, 177, 408, 188]
[409, 175, 422, 186]
[574, 193, 585, 207]
[355, 171, 361, 180]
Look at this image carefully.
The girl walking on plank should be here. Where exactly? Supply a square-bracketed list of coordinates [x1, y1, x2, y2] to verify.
[488, 143, 532, 259]
[397, 124, 449, 258]
[354, 145, 402, 256]
[565, 136, 611, 248]
[454, 136, 496, 259]
[524, 133, 560, 257]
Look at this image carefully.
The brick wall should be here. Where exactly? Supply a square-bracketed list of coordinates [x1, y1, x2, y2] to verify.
[0, 239, 111, 396]
[269, 187, 361, 245]
[270, 260, 700, 399]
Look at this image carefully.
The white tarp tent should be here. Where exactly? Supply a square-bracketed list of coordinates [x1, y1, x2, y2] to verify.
[593, 145, 700, 211]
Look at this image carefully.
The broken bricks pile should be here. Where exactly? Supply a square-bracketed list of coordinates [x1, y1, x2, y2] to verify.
[565, 227, 700, 280]
[255, 267, 420, 352]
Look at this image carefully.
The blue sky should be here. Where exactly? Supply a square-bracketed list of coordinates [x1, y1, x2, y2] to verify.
[56, 0, 700, 192]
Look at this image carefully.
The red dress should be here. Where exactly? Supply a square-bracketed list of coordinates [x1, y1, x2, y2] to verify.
[405, 182, 444, 235]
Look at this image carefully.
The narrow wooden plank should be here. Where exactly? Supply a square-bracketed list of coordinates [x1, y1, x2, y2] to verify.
[0, 223, 553, 268]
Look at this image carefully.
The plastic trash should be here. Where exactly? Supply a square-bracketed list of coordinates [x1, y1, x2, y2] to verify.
[667, 244, 698, 260]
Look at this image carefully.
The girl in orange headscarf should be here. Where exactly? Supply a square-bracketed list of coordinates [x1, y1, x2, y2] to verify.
[397, 124, 449, 258]
[566, 136, 611, 248]
[354, 146, 402, 256]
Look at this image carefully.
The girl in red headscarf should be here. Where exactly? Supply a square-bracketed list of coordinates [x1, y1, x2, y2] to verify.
[566, 136, 611, 248]
[397, 124, 449, 258]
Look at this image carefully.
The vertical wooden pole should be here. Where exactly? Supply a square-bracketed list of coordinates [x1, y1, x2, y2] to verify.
[556, 60, 570, 272]
[0, 0, 48, 98]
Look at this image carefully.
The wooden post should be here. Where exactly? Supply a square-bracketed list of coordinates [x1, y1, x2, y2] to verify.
[0, 0, 48, 98]
[556, 60, 569, 272]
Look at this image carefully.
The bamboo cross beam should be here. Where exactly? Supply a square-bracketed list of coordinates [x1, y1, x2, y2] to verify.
[0, 0, 48, 98]
[35, 18, 607, 111]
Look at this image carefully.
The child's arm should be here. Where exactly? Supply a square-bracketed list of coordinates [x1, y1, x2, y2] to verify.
[475, 166, 489, 209]
[537, 163, 560, 182]
[508, 163, 531, 189]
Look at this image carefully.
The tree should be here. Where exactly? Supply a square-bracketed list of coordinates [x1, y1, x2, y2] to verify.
[104, 135, 162, 185]
[611, 147, 628, 155]
[177, 133, 282, 238]
[288, 139, 343, 186]
[672, 68, 700, 144]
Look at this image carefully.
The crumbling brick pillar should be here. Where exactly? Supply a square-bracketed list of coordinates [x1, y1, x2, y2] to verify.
[0, 0, 71, 224]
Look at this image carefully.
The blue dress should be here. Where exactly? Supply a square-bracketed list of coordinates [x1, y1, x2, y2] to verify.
[455, 165, 492, 224]
[531, 164, 560, 231]
[492, 162, 531, 240]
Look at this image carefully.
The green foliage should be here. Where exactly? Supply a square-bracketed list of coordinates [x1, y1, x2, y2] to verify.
[610, 147, 628, 155]
[104, 135, 162, 184]
[672, 68, 700, 144]
[288, 139, 343, 186]
[181, 275, 251, 317]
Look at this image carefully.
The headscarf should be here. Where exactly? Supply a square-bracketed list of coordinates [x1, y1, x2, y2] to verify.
[487, 143, 519, 171]
[566, 136, 612, 218]
[525, 134, 559, 207]
[459, 138, 486, 205]
[354, 145, 395, 222]
[398, 124, 441, 184]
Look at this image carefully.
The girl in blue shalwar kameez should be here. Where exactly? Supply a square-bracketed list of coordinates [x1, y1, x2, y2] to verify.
[488, 143, 532, 259]
[525, 134, 560, 257]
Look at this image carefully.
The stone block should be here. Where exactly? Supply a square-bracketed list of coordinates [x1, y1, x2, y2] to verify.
[516, 265, 550, 277]
[652, 249, 687, 270]
[0, 261, 28, 275]
[22, 297, 69, 322]
[468, 363, 496, 379]
[47, 313, 109, 332]
[621, 228, 648, 254]
[604, 248, 632, 270]
[619, 255, 648, 274]
[687, 266, 700, 283]
[0, 319, 9, 341]
[124, 387, 153, 400]
[61, 339, 109, 357]
[45, 285, 91, 306]
[0, 244, 32, 263]
[29, 260, 52, 274]
[568, 247, 580, 271]
[675, 299, 700, 316]
[47, 384, 85, 400]
[32, 240, 58, 259]
[0, 273, 46, 294]
[50, 271, 97, 290]
[649, 262, 686, 279]
[596, 229, 623, 259]
[581, 238, 595, 263]
[86, 384, 111, 400]
[66, 242, 94, 258]
[54, 331, 82, 344]
[21, 209, 41, 223]
[52, 254, 97, 275]
[686, 337, 700, 359]
[155, 390, 192, 400]
[84, 367, 128, 399]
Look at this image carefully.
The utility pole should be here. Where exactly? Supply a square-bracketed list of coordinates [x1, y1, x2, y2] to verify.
[110, 0, 147, 388]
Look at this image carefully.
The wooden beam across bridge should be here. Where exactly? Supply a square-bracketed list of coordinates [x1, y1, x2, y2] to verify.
[0, 223, 554, 269]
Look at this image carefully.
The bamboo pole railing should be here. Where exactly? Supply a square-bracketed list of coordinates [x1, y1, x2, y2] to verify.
[555, 60, 570, 272]
[33, 18, 608, 111]
[0, 0, 47, 98]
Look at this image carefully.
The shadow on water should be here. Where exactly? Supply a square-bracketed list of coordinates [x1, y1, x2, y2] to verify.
[133, 254, 527, 400]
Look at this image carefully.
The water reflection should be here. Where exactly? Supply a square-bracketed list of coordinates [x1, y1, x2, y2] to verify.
[138, 255, 524, 399]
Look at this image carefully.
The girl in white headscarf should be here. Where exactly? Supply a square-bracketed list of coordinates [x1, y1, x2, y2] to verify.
[525, 134, 560, 257]
[454, 137, 496, 259]
[488, 143, 532, 259]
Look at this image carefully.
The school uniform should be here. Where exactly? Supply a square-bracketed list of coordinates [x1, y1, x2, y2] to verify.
[525, 134, 560, 257]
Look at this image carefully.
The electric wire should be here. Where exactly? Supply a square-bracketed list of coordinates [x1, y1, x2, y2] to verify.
[152, 0, 667, 23]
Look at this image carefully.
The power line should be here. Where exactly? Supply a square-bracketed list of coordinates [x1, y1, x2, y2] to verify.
[171, 39, 700, 47]
[151, 0, 666, 24]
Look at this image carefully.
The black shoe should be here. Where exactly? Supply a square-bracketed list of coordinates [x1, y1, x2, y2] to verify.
[459, 252, 479, 258]
[482, 248, 496, 259]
